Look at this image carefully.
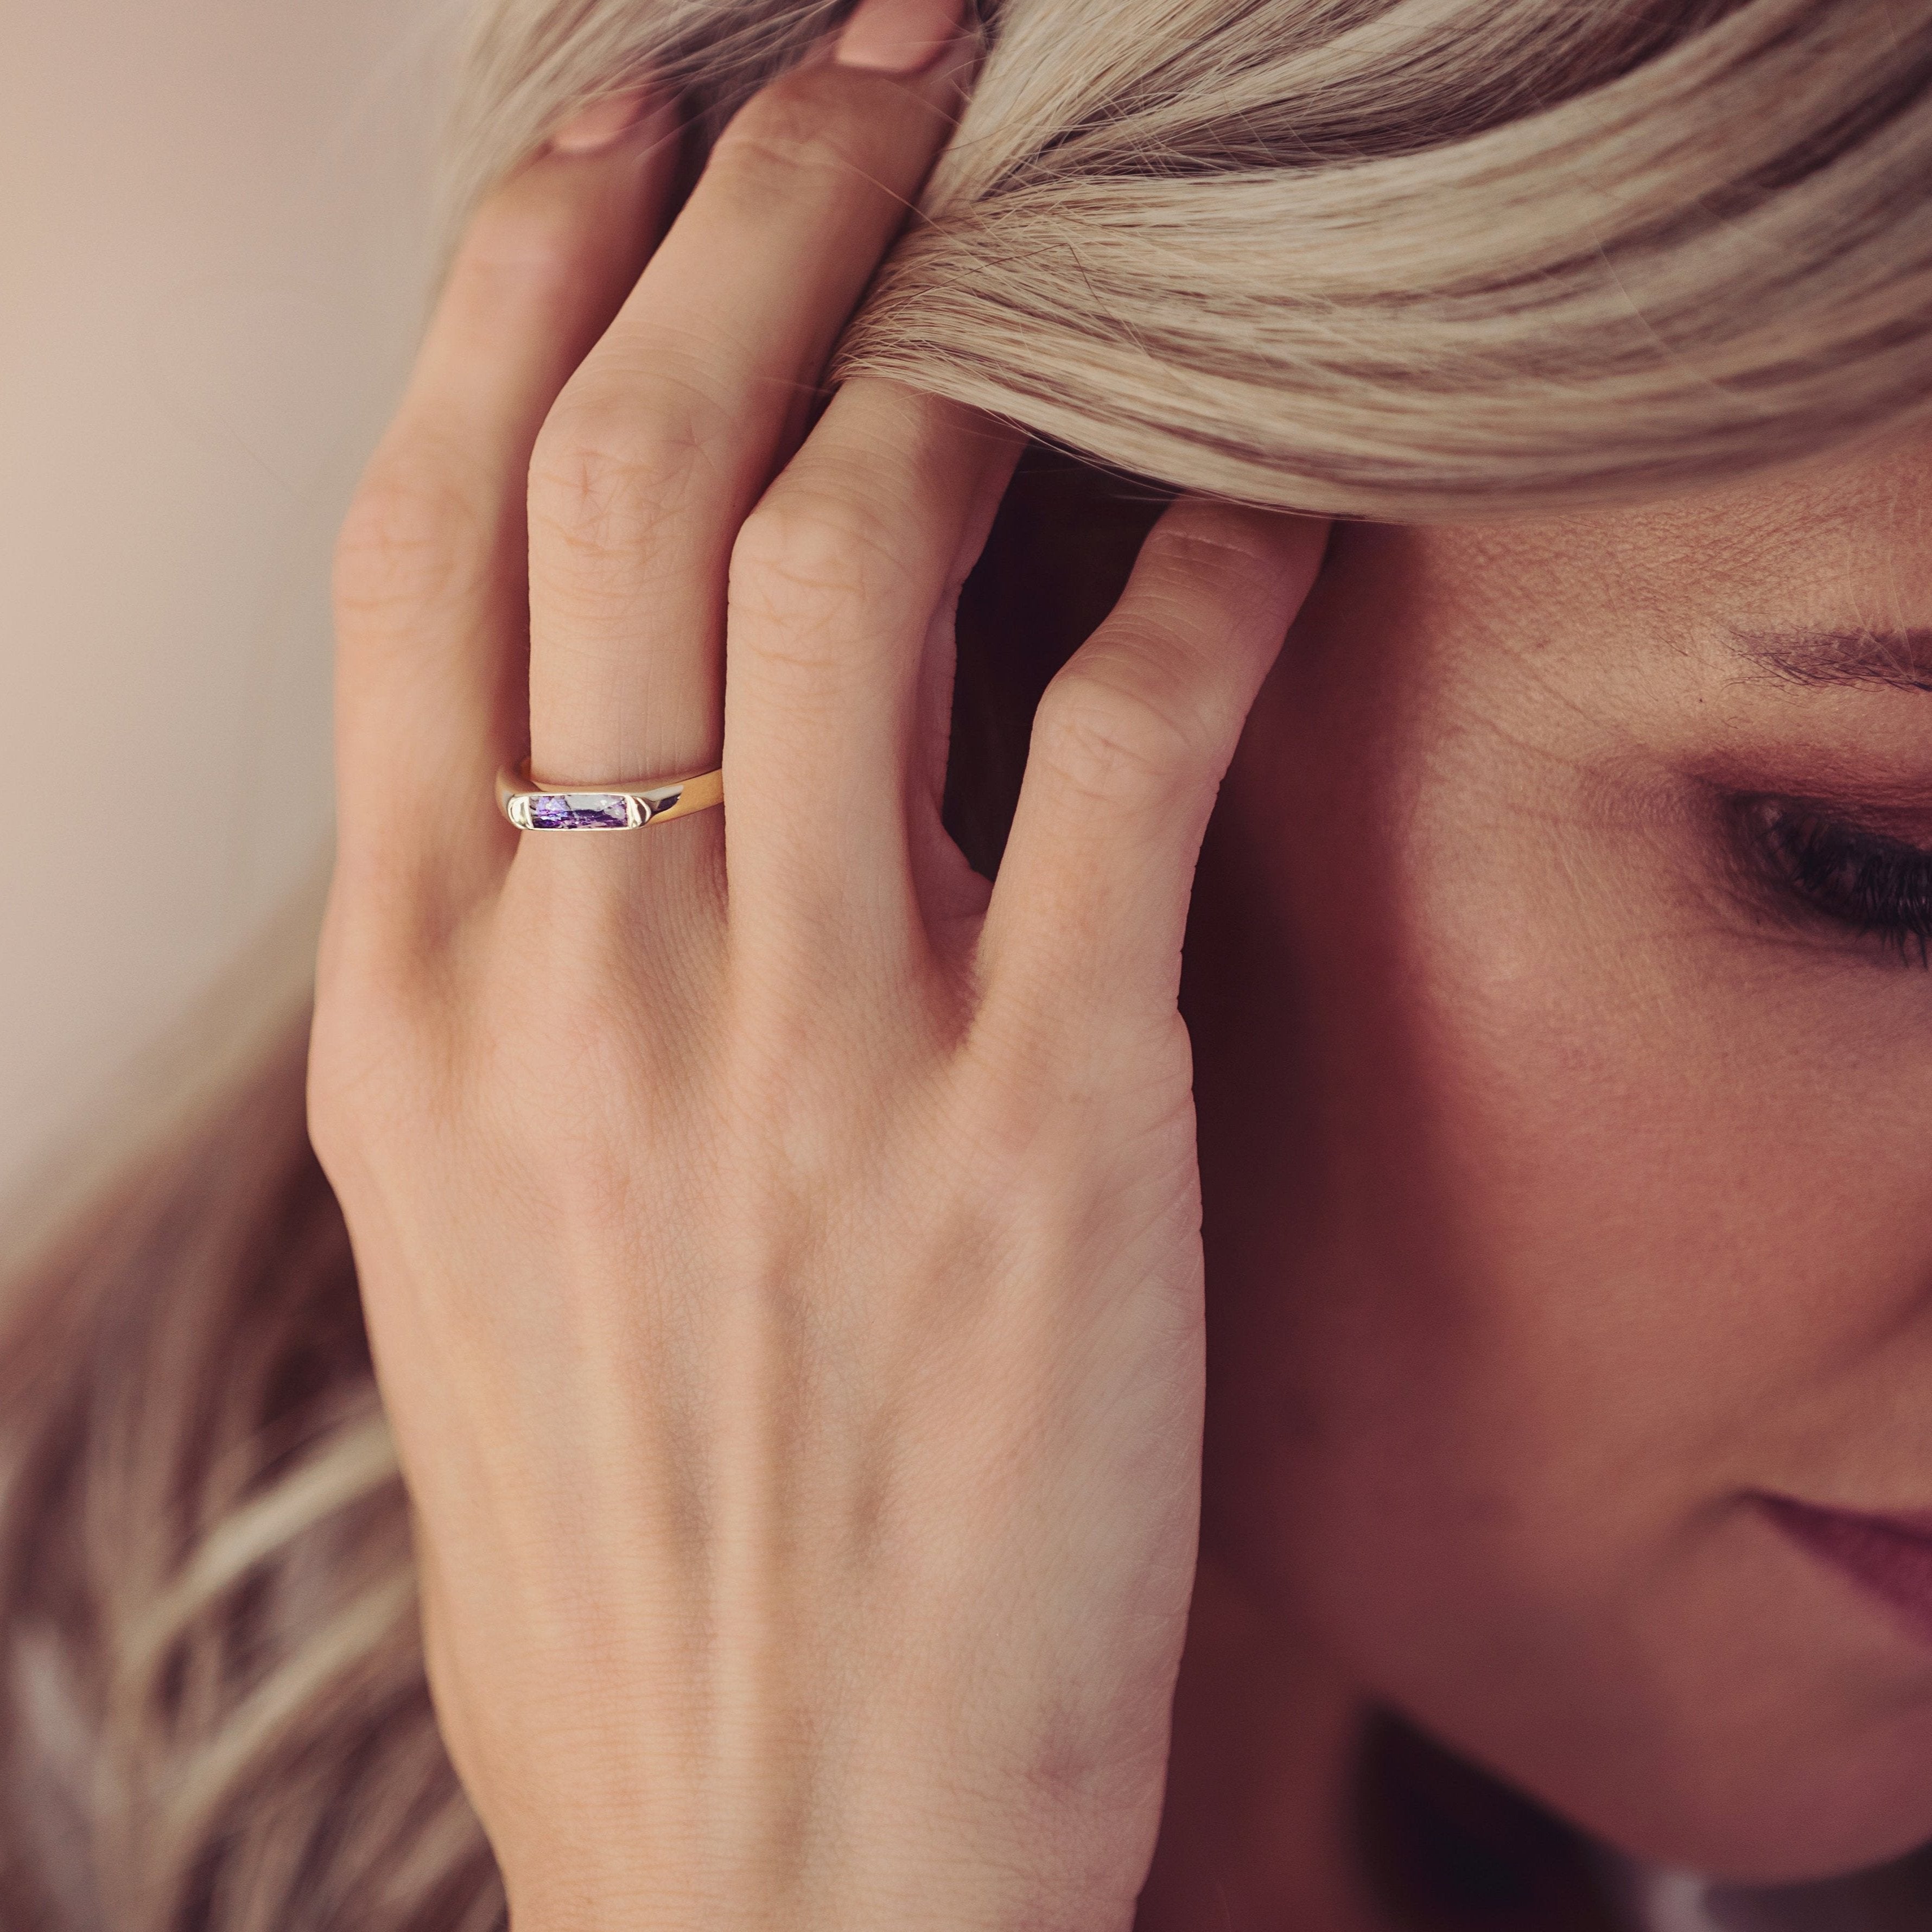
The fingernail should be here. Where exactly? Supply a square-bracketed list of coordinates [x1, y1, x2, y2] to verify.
[835, 0, 966, 72]
[549, 88, 654, 155]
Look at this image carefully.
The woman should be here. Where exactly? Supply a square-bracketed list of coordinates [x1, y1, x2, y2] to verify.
[5, 0, 1932, 1927]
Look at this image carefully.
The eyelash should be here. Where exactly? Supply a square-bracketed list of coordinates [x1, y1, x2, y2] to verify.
[1744, 798, 1932, 967]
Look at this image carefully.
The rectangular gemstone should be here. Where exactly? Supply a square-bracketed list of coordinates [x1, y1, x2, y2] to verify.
[527, 792, 632, 830]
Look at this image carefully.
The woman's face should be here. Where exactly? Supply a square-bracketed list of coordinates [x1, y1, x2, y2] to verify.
[1193, 428, 1932, 1880]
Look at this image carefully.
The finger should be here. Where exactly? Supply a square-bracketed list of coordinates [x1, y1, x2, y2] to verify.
[331, 92, 681, 918]
[523, 4, 970, 798]
[723, 380, 1021, 951]
[978, 501, 1331, 1039]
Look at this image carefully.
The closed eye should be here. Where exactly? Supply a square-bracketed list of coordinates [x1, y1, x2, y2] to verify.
[1740, 796, 1932, 968]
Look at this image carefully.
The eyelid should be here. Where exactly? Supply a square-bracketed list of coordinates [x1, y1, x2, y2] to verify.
[1745, 793, 1932, 854]
[1683, 737, 1932, 824]
[1736, 794, 1932, 968]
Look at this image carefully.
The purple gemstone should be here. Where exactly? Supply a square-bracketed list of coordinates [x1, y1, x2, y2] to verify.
[528, 792, 632, 830]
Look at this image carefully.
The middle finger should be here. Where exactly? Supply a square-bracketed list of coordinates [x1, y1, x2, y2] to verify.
[524, 4, 970, 794]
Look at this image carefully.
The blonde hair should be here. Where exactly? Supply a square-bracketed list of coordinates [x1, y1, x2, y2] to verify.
[5, 3, 1931, 1927]
[451, 0, 1932, 515]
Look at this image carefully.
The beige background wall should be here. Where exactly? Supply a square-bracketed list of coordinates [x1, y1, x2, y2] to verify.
[2, 0, 459, 1224]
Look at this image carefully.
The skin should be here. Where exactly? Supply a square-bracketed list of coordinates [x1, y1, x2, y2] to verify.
[316, 7, 1321, 1928]
[1161, 447, 1932, 1924]
[312, 0, 1932, 1920]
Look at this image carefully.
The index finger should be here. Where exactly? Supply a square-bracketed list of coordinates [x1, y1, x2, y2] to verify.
[978, 501, 1331, 1046]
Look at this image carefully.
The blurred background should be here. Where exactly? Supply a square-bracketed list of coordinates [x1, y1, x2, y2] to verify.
[2, 0, 461, 1251]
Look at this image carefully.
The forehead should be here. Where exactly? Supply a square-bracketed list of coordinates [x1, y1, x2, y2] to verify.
[1642, 430, 1931, 602]
[1423, 426, 1932, 620]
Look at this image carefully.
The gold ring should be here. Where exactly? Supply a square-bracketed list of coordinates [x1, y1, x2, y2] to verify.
[495, 758, 724, 831]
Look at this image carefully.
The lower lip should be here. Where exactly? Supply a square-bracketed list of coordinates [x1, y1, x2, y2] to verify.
[1761, 1496, 1932, 1650]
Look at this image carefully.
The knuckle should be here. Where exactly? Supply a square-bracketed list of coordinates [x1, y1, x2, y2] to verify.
[449, 193, 599, 315]
[1141, 520, 1273, 580]
[528, 400, 718, 561]
[730, 485, 898, 612]
[1135, 502, 1318, 642]
[1031, 665, 1215, 806]
[304, 1036, 381, 1182]
[1140, 524, 1290, 625]
[308, 981, 428, 1178]
[334, 453, 492, 620]
[708, 71, 874, 205]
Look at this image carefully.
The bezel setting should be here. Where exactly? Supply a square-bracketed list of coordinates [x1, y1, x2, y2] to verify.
[507, 791, 650, 831]
[496, 759, 716, 832]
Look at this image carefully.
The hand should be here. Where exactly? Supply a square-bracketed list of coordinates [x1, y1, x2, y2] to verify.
[311, 12, 1327, 1929]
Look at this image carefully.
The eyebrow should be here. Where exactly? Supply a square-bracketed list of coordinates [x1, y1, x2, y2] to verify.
[1733, 627, 1932, 696]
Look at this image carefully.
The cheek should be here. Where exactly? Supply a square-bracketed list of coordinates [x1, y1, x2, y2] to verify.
[1240, 779, 1932, 1874]
[1364, 800, 1932, 1527]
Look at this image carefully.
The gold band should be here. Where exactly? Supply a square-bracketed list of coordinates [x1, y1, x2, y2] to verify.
[495, 758, 724, 831]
